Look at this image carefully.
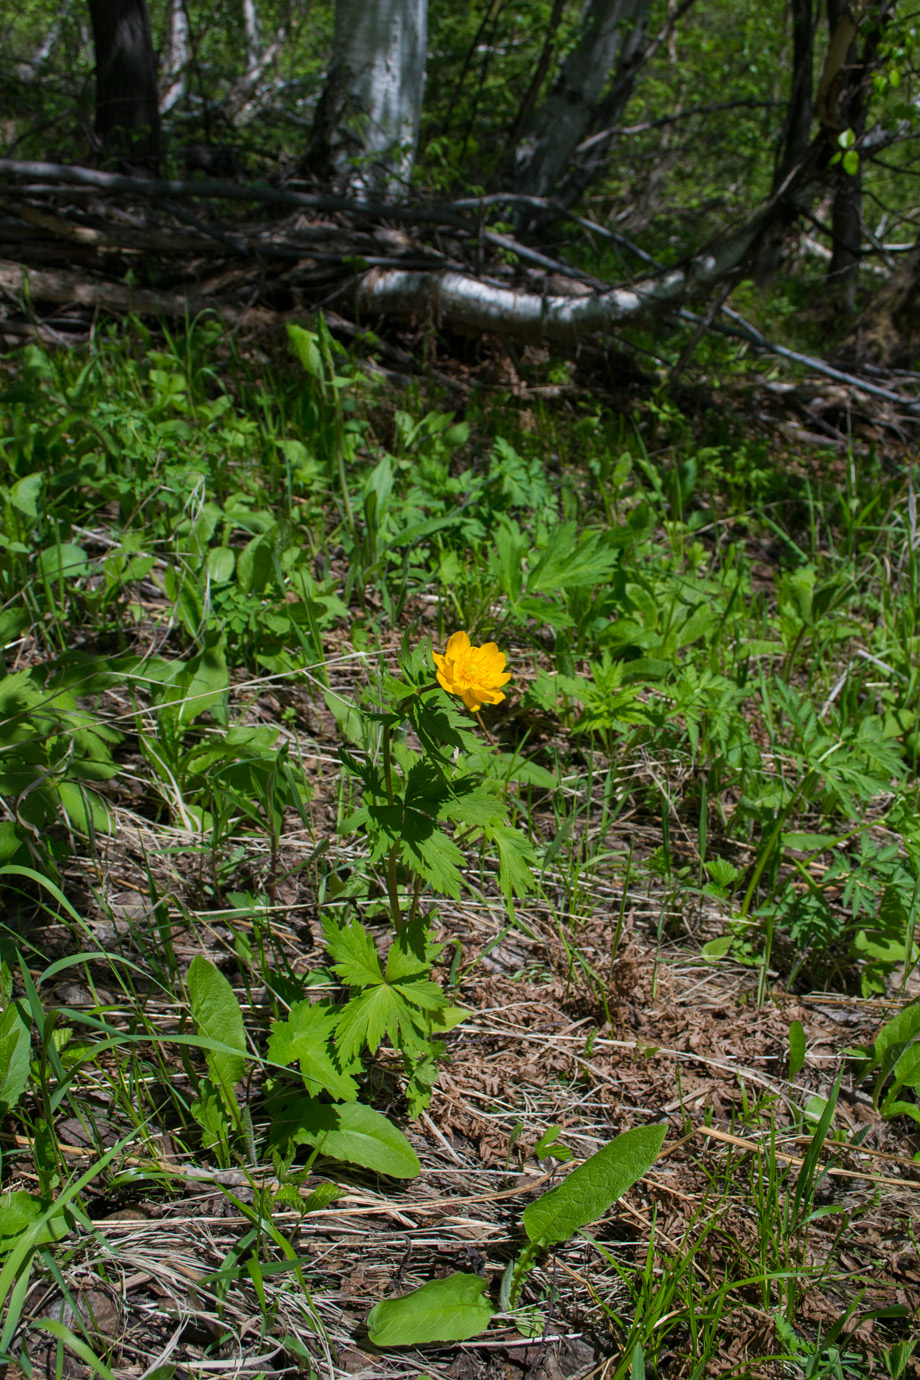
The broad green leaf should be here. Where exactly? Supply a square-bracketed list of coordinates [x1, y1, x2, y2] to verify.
[781, 832, 841, 853]
[56, 781, 113, 836]
[367, 1272, 492, 1346]
[187, 956, 246, 1100]
[36, 543, 89, 582]
[887, 1041, 920, 1098]
[274, 1098, 419, 1178]
[267, 1001, 358, 1101]
[523, 1124, 666, 1247]
[788, 1021, 806, 1080]
[0, 1191, 68, 1251]
[0, 1003, 30, 1115]
[287, 322, 323, 379]
[879, 1095, 920, 1125]
[0, 823, 25, 866]
[206, 546, 236, 583]
[178, 639, 229, 725]
[867, 999, 920, 1088]
[190, 1082, 228, 1149]
[10, 473, 42, 518]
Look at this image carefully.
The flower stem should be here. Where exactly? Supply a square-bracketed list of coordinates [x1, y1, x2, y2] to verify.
[382, 723, 404, 932]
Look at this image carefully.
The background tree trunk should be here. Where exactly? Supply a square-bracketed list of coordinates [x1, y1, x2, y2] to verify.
[160, 0, 189, 115]
[307, 0, 427, 198]
[242, 0, 261, 74]
[511, 0, 652, 206]
[87, 0, 160, 172]
[774, 0, 815, 190]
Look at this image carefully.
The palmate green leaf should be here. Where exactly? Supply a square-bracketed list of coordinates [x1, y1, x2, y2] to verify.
[323, 917, 384, 987]
[401, 825, 465, 898]
[267, 1001, 358, 1101]
[437, 783, 506, 829]
[384, 915, 446, 978]
[272, 1097, 420, 1178]
[527, 523, 618, 594]
[404, 691, 480, 761]
[484, 822, 539, 904]
[367, 1273, 493, 1347]
[337, 984, 401, 1061]
[523, 1124, 667, 1247]
[336, 981, 441, 1062]
[187, 956, 246, 1102]
[362, 797, 465, 897]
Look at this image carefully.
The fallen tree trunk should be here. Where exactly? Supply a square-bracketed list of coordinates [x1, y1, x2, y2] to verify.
[1, 154, 917, 426]
[351, 218, 771, 344]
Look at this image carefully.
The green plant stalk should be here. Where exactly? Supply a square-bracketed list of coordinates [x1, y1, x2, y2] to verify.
[381, 722, 404, 932]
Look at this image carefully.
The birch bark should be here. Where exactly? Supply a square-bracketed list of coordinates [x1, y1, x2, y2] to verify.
[512, 0, 652, 202]
[308, 0, 427, 198]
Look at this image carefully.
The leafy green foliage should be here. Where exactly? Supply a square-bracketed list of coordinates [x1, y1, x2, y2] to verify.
[187, 956, 246, 1108]
[269, 1098, 420, 1179]
[367, 1273, 493, 1346]
[267, 1001, 358, 1102]
[522, 1125, 667, 1248]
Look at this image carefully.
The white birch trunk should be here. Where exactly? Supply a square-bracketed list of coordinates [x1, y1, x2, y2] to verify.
[160, 0, 190, 113]
[353, 215, 763, 344]
[242, 0, 261, 73]
[311, 0, 427, 198]
[513, 0, 651, 199]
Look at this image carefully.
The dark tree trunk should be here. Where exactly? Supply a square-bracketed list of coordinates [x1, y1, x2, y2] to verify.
[774, 0, 815, 191]
[820, 0, 892, 310]
[88, 0, 160, 173]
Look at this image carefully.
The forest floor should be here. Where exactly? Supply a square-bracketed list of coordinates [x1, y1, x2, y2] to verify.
[1, 315, 919, 1380]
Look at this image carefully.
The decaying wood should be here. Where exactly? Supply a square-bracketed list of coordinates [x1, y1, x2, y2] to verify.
[0, 156, 918, 430]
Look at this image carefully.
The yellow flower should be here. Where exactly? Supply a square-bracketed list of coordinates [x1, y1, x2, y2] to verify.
[433, 631, 511, 713]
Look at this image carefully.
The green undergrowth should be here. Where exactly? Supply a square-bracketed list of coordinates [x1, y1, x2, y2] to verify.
[0, 316, 918, 1375]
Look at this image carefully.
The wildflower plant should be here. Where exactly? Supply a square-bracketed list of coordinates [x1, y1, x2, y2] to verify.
[271, 634, 538, 1120]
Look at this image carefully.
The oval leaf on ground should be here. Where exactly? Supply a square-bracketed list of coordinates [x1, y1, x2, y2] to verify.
[0, 1191, 68, 1251]
[36, 543, 90, 582]
[187, 956, 246, 1095]
[523, 1124, 667, 1247]
[367, 1272, 492, 1346]
[0, 1002, 31, 1116]
[279, 1098, 419, 1178]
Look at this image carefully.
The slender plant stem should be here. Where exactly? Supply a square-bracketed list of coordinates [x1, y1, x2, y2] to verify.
[381, 723, 404, 932]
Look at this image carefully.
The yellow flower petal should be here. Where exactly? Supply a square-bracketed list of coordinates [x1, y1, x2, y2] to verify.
[445, 630, 471, 658]
[433, 631, 511, 714]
